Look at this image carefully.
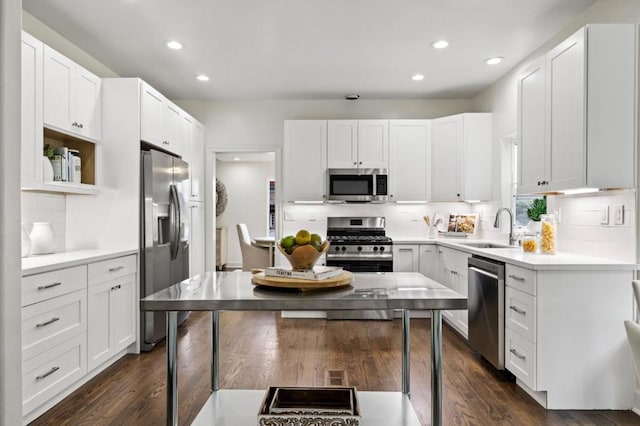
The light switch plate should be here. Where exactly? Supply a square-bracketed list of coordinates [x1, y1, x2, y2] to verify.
[599, 205, 609, 225]
[612, 205, 624, 225]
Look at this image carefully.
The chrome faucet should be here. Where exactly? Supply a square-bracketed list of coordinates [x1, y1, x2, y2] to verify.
[494, 207, 516, 246]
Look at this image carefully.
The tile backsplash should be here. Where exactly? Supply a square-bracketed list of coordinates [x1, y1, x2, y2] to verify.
[21, 192, 66, 253]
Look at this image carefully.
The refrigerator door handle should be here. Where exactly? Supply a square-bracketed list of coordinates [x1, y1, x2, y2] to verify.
[169, 184, 180, 260]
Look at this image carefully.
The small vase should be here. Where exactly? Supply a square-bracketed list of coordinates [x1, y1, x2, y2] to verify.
[42, 156, 54, 182]
[527, 220, 541, 234]
[21, 223, 31, 257]
[30, 222, 56, 255]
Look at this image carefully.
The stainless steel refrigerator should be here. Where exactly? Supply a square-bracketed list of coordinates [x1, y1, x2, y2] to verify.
[140, 149, 190, 351]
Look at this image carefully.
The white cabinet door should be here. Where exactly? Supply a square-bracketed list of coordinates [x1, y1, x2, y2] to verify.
[140, 82, 165, 146]
[327, 120, 358, 168]
[440, 261, 457, 323]
[87, 280, 111, 371]
[111, 274, 136, 352]
[74, 67, 101, 142]
[43, 46, 73, 134]
[454, 266, 468, 337]
[546, 28, 585, 191]
[357, 120, 389, 169]
[163, 101, 183, 155]
[190, 201, 205, 277]
[393, 245, 419, 272]
[418, 244, 438, 280]
[21, 32, 44, 188]
[389, 120, 430, 201]
[517, 57, 547, 194]
[283, 120, 327, 201]
[190, 121, 205, 201]
[431, 115, 462, 201]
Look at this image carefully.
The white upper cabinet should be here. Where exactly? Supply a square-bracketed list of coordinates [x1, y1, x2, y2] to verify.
[283, 120, 327, 201]
[140, 81, 183, 156]
[389, 120, 430, 201]
[431, 113, 492, 202]
[327, 120, 388, 169]
[518, 24, 636, 194]
[21, 32, 44, 189]
[43, 45, 101, 142]
[182, 114, 205, 201]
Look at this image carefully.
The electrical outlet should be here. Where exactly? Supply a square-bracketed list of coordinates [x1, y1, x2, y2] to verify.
[599, 205, 609, 225]
[612, 204, 624, 225]
[284, 209, 295, 221]
[308, 211, 316, 221]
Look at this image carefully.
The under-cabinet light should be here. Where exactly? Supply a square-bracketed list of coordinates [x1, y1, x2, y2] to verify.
[562, 188, 600, 195]
[293, 201, 324, 204]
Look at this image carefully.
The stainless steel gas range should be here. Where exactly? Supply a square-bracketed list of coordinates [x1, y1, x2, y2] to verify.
[325, 216, 393, 320]
[325, 217, 393, 272]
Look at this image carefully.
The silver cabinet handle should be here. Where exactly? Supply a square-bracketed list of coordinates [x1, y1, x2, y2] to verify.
[508, 274, 525, 281]
[509, 305, 526, 315]
[108, 266, 124, 273]
[38, 282, 62, 290]
[36, 366, 60, 380]
[510, 348, 526, 361]
[398, 248, 413, 252]
[36, 317, 60, 328]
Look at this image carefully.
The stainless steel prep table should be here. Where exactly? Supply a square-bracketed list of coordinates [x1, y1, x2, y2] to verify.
[140, 271, 467, 426]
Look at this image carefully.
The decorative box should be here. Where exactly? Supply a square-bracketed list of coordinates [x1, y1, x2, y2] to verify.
[257, 386, 361, 426]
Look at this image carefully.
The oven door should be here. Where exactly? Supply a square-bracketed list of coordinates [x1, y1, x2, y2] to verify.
[326, 258, 393, 273]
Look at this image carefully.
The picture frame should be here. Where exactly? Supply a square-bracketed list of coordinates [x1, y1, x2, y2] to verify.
[447, 213, 479, 235]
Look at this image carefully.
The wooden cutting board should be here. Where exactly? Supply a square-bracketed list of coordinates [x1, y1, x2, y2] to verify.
[251, 270, 353, 291]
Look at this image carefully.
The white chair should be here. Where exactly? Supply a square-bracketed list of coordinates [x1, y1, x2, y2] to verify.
[236, 224, 270, 271]
[624, 281, 640, 381]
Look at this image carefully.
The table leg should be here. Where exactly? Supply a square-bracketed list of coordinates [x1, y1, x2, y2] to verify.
[402, 309, 410, 396]
[211, 310, 219, 391]
[166, 311, 178, 426]
[431, 310, 442, 426]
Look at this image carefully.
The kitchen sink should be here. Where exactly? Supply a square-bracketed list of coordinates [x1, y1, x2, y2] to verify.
[457, 242, 514, 249]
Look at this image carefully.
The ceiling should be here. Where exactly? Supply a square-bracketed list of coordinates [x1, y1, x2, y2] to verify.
[23, 0, 596, 101]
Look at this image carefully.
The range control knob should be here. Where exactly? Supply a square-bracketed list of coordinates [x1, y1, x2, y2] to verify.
[335, 246, 340, 252]
[357, 246, 362, 252]
[373, 246, 379, 251]
[379, 247, 385, 252]
[341, 246, 347, 251]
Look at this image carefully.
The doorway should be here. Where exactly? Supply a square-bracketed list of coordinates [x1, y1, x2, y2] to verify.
[212, 150, 278, 270]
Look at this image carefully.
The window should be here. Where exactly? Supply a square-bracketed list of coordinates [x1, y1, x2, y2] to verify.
[511, 142, 543, 227]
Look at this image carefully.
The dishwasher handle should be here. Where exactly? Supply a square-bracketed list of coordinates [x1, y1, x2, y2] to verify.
[468, 265, 499, 280]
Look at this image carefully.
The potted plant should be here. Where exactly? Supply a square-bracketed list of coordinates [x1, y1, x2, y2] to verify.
[526, 196, 547, 233]
[42, 144, 55, 182]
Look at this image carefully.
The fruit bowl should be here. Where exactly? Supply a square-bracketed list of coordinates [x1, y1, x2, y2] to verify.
[277, 241, 330, 270]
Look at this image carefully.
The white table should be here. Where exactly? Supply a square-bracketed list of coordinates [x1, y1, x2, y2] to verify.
[140, 272, 467, 426]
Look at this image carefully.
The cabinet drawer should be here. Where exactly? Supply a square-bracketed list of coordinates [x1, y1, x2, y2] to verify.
[505, 287, 537, 343]
[505, 328, 536, 390]
[505, 264, 536, 296]
[22, 333, 86, 416]
[88, 254, 136, 285]
[22, 266, 87, 307]
[22, 289, 87, 360]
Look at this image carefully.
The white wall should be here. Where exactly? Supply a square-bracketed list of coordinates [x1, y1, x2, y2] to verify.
[21, 193, 66, 252]
[216, 160, 275, 267]
[1, 0, 24, 423]
[471, 0, 640, 262]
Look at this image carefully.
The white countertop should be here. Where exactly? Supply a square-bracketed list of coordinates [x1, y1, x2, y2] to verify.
[22, 248, 138, 276]
[391, 237, 638, 271]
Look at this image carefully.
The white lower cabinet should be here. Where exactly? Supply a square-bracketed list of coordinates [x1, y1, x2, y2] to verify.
[437, 247, 469, 338]
[503, 263, 634, 409]
[22, 253, 137, 422]
[418, 244, 438, 279]
[392, 245, 420, 272]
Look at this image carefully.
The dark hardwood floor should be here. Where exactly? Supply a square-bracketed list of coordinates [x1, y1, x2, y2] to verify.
[31, 311, 640, 425]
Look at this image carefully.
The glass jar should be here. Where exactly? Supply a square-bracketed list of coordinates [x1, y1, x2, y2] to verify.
[540, 214, 557, 254]
[522, 234, 539, 253]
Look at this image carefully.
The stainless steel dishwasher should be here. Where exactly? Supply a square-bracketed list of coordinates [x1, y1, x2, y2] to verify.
[467, 255, 505, 370]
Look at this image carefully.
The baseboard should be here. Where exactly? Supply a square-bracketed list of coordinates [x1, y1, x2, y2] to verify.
[516, 378, 548, 408]
[633, 389, 640, 416]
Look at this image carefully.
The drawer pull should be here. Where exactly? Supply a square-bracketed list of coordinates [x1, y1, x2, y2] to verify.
[509, 305, 526, 315]
[398, 248, 413, 252]
[108, 266, 125, 273]
[36, 366, 60, 381]
[508, 274, 526, 281]
[36, 317, 60, 328]
[111, 284, 122, 291]
[37, 282, 62, 290]
[510, 348, 526, 361]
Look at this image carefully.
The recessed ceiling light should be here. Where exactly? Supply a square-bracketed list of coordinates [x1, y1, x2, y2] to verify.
[166, 40, 183, 50]
[233, 157, 240, 161]
[430, 40, 449, 49]
[484, 56, 504, 65]
[412, 74, 425, 81]
[196, 74, 210, 82]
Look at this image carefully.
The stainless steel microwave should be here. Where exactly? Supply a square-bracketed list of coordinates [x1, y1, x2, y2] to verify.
[327, 168, 388, 202]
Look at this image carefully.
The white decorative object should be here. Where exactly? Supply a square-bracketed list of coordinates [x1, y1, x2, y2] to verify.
[526, 220, 541, 233]
[21, 223, 31, 257]
[29, 222, 56, 254]
[42, 156, 54, 182]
